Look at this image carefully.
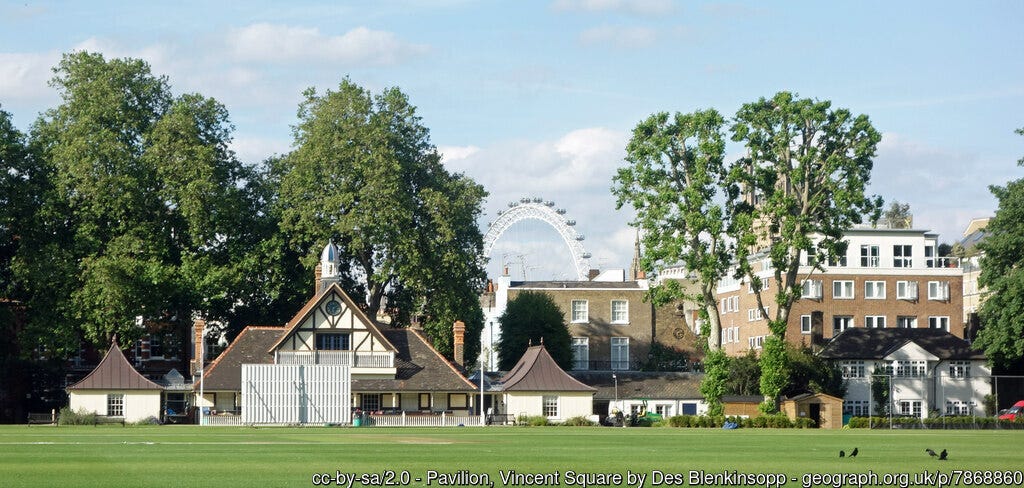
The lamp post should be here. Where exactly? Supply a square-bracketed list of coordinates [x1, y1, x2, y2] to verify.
[613, 373, 618, 405]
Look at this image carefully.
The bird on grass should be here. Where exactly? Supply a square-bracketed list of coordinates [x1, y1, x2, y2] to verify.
[850, 448, 858, 458]
[939, 449, 948, 460]
[839, 450, 845, 458]
[926, 448, 937, 457]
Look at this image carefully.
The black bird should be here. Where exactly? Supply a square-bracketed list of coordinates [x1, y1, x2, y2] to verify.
[850, 448, 858, 458]
[926, 448, 938, 457]
[839, 450, 845, 458]
[939, 449, 947, 460]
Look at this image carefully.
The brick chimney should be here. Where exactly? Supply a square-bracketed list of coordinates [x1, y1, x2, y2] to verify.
[192, 318, 206, 375]
[452, 320, 466, 367]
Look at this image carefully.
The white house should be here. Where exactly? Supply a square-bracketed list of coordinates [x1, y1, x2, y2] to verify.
[819, 328, 989, 418]
[195, 242, 478, 425]
[67, 338, 164, 423]
[497, 344, 596, 423]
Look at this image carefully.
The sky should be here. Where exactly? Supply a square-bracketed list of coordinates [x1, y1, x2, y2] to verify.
[2, 1, 1022, 281]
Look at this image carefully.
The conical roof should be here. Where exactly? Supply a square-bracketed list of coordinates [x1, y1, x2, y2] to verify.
[499, 345, 595, 392]
[67, 337, 162, 390]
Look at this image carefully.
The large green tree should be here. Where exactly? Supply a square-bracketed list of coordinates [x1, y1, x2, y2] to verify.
[975, 128, 1024, 368]
[275, 78, 487, 360]
[613, 109, 734, 414]
[0, 105, 35, 300]
[16, 52, 264, 352]
[730, 92, 882, 411]
[495, 291, 572, 371]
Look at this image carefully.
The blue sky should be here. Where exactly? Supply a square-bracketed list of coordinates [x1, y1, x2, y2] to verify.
[2, 1, 1022, 280]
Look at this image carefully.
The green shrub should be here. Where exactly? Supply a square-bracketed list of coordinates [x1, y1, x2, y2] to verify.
[520, 415, 548, 426]
[57, 407, 97, 426]
[562, 416, 596, 426]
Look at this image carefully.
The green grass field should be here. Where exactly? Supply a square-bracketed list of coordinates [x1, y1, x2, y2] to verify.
[1, 425, 1020, 487]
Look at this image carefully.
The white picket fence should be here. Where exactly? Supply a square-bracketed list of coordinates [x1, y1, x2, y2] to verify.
[201, 415, 244, 426]
[367, 412, 483, 427]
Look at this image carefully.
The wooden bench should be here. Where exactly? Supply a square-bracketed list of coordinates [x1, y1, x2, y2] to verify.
[27, 412, 57, 425]
[94, 415, 126, 426]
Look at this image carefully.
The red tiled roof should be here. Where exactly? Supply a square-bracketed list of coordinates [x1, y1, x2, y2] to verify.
[67, 339, 162, 390]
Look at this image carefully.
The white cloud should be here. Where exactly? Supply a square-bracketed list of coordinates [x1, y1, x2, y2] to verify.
[442, 127, 635, 279]
[438, 145, 480, 164]
[225, 23, 428, 65]
[872, 132, 1005, 242]
[230, 136, 292, 166]
[552, 0, 676, 16]
[0, 51, 61, 102]
[579, 25, 658, 49]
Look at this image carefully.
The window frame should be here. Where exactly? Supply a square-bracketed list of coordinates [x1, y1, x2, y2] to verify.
[832, 280, 855, 299]
[864, 280, 886, 299]
[832, 315, 854, 333]
[893, 244, 913, 268]
[800, 315, 812, 335]
[864, 315, 886, 328]
[860, 244, 880, 267]
[928, 316, 950, 331]
[571, 337, 589, 370]
[610, 299, 629, 324]
[570, 299, 589, 323]
[896, 316, 918, 329]
[107, 393, 125, 417]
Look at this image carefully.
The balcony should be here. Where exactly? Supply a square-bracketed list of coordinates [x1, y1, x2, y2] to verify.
[276, 350, 395, 368]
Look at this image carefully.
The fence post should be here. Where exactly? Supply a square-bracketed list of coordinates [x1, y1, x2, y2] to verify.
[401, 411, 406, 427]
[441, 411, 446, 426]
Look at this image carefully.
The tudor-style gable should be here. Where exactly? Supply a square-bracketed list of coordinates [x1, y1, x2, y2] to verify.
[269, 283, 397, 376]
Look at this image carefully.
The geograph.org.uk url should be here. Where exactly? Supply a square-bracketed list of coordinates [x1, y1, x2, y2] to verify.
[797, 469, 1024, 488]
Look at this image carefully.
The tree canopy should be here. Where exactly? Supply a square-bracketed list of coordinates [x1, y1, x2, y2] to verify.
[274, 78, 488, 360]
[14, 52, 268, 352]
[616, 92, 882, 412]
[496, 291, 572, 371]
[975, 127, 1024, 368]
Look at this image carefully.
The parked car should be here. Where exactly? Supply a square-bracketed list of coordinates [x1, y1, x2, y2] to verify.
[998, 400, 1024, 420]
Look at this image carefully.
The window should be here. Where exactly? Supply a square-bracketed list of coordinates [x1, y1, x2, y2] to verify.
[654, 404, 672, 417]
[729, 296, 738, 312]
[865, 316, 886, 328]
[897, 316, 917, 329]
[571, 300, 588, 323]
[895, 360, 926, 378]
[948, 361, 971, 378]
[107, 394, 124, 417]
[899, 400, 923, 417]
[829, 251, 848, 267]
[611, 300, 629, 324]
[800, 315, 812, 334]
[543, 396, 558, 417]
[945, 401, 971, 416]
[833, 316, 854, 333]
[418, 393, 431, 411]
[896, 281, 918, 300]
[571, 337, 589, 370]
[747, 308, 768, 321]
[864, 281, 886, 299]
[447, 393, 468, 410]
[929, 316, 950, 331]
[361, 393, 382, 412]
[611, 337, 629, 371]
[843, 400, 869, 416]
[804, 247, 817, 266]
[316, 333, 350, 351]
[893, 245, 912, 268]
[748, 336, 764, 349]
[860, 245, 880, 267]
[840, 360, 865, 378]
[149, 335, 163, 359]
[925, 245, 936, 268]
[832, 280, 854, 299]
[801, 280, 823, 299]
[928, 281, 950, 301]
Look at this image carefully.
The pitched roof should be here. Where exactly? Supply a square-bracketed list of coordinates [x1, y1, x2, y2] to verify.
[267, 283, 395, 353]
[198, 326, 476, 392]
[499, 345, 596, 392]
[353, 328, 477, 392]
[818, 328, 985, 361]
[67, 339, 162, 390]
[198, 326, 283, 391]
[571, 371, 702, 400]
